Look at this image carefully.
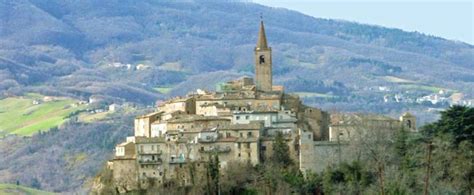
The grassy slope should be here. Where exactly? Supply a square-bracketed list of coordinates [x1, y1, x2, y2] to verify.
[0, 94, 86, 136]
[0, 183, 54, 195]
[78, 111, 110, 123]
[154, 87, 173, 94]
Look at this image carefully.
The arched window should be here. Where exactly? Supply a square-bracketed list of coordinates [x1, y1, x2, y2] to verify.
[259, 55, 265, 64]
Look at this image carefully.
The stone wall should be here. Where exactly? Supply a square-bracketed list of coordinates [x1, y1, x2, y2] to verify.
[112, 159, 138, 192]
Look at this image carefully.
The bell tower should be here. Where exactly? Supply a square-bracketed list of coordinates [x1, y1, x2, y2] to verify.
[254, 20, 272, 92]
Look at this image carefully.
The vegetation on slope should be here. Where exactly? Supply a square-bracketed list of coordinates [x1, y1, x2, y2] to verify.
[0, 108, 151, 193]
[0, 94, 86, 136]
[0, 0, 472, 106]
[0, 0, 472, 193]
[0, 183, 54, 195]
[95, 106, 473, 194]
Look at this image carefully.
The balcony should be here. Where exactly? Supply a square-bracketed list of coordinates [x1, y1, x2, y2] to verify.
[275, 118, 298, 123]
[138, 158, 163, 164]
[169, 158, 186, 164]
[199, 146, 231, 153]
[197, 138, 217, 143]
[138, 150, 162, 155]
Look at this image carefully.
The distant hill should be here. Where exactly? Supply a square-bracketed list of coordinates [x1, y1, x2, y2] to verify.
[0, 0, 472, 106]
[0, 0, 473, 192]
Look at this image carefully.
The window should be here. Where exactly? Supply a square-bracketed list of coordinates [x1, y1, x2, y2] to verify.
[248, 152, 251, 157]
[238, 153, 241, 157]
[246, 143, 250, 148]
[248, 132, 252, 137]
[245, 115, 250, 120]
[237, 143, 241, 149]
[236, 116, 240, 120]
[151, 145, 154, 151]
[240, 133, 243, 137]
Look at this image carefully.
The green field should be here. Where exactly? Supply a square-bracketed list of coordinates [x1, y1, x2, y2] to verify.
[399, 84, 444, 93]
[0, 183, 54, 195]
[0, 94, 86, 136]
[78, 111, 110, 123]
[154, 86, 173, 94]
[381, 76, 415, 84]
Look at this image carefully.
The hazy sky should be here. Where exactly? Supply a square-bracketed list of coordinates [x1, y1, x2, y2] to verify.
[253, 0, 473, 44]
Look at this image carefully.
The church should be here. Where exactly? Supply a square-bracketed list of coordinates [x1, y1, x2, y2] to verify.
[104, 20, 417, 193]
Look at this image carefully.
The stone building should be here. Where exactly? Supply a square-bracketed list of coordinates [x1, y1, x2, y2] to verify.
[157, 97, 196, 115]
[106, 20, 416, 192]
[134, 112, 161, 137]
[328, 112, 417, 142]
[255, 20, 273, 92]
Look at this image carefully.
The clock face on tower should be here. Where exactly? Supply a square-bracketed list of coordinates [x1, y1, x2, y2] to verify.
[259, 55, 265, 64]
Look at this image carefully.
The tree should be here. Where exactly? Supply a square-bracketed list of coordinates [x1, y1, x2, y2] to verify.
[423, 105, 474, 147]
[220, 161, 256, 194]
[321, 161, 373, 194]
[206, 154, 220, 195]
[271, 132, 293, 168]
[419, 106, 474, 194]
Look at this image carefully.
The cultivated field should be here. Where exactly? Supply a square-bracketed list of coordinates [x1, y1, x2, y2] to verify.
[0, 94, 86, 136]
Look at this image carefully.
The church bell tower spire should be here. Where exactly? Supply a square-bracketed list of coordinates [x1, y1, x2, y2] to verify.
[256, 20, 268, 50]
[254, 19, 272, 92]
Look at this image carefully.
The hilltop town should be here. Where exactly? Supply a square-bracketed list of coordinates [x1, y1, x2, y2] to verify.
[100, 21, 417, 193]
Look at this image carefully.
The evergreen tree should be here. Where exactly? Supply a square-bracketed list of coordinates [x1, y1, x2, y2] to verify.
[271, 132, 292, 168]
[420, 105, 474, 194]
[423, 105, 474, 146]
[206, 154, 220, 195]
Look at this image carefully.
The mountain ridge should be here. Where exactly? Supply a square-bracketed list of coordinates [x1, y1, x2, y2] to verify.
[0, 0, 473, 192]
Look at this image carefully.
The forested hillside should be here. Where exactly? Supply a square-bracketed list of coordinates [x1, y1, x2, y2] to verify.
[1, 0, 473, 116]
[0, 0, 473, 193]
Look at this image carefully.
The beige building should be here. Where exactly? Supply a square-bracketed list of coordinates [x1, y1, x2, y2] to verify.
[329, 113, 417, 142]
[106, 20, 417, 192]
[134, 112, 161, 137]
[157, 97, 196, 115]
